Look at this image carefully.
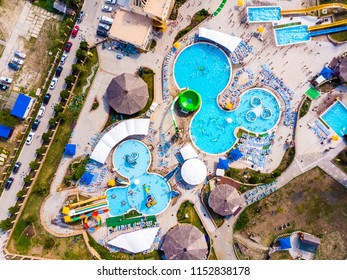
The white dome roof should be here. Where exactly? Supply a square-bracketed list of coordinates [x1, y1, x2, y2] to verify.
[181, 158, 207, 185]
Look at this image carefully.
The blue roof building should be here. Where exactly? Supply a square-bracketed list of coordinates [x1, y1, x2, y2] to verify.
[0, 125, 11, 139]
[11, 94, 34, 119]
[279, 237, 292, 250]
[64, 144, 76, 156]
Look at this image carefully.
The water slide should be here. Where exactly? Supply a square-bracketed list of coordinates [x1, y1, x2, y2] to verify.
[281, 3, 347, 15]
[67, 195, 106, 208]
[178, 89, 202, 112]
[310, 25, 347, 36]
[308, 19, 347, 31]
[71, 201, 108, 216]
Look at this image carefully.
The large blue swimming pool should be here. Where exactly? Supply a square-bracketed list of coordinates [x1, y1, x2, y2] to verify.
[247, 6, 282, 22]
[106, 140, 171, 216]
[174, 43, 281, 154]
[321, 101, 347, 137]
[274, 25, 311, 46]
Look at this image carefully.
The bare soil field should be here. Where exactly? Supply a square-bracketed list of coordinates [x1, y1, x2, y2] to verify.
[235, 167, 347, 260]
[0, 0, 24, 41]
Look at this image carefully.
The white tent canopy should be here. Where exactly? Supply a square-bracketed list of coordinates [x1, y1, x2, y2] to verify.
[180, 144, 198, 161]
[107, 227, 159, 253]
[198, 27, 242, 53]
[181, 158, 207, 185]
[90, 119, 150, 164]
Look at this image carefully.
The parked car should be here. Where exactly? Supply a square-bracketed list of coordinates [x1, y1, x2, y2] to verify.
[12, 57, 24, 65]
[55, 66, 63, 77]
[14, 51, 26, 59]
[100, 16, 114, 25]
[105, 0, 116, 4]
[98, 23, 110, 31]
[26, 132, 35, 145]
[43, 93, 51, 105]
[50, 78, 58, 90]
[38, 106, 45, 117]
[8, 62, 20, 71]
[32, 119, 40, 131]
[13, 162, 21, 174]
[4, 177, 14, 190]
[77, 10, 85, 23]
[65, 41, 73, 52]
[71, 25, 80, 38]
[60, 54, 68, 65]
[96, 29, 108, 37]
[116, 54, 124, 59]
[0, 77, 13, 84]
[0, 84, 9, 91]
[102, 5, 112, 12]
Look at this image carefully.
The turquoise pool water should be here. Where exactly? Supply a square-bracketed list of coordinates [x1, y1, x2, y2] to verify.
[174, 43, 281, 154]
[321, 101, 347, 137]
[106, 140, 171, 216]
[247, 6, 282, 22]
[275, 25, 311, 46]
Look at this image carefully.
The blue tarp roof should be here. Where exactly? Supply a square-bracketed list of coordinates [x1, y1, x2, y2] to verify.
[64, 144, 76, 156]
[229, 148, 243, 161]
[320, 66, 333, 80]
[279, 237, 292, 250]
[11, 94, 32, 119]
[81, 171, 93, 185]
[217, 158, 230, 170]
[0, 125, 11, 139]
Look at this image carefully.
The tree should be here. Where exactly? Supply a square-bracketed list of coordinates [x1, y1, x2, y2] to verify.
[8, 205, 20, 217]
[79, 40, 89, 51]
[17, 189, 27, 199]
[75, 49, 87, 61]
[29, 160, 39, 171]
[249, 176, 260, 184]
[34, 185, 48, 196]
[65, 75, 76, 86]
[23, 175, 32, 186]
[44, 237, 55, 250]
[60, 89, 70, 100]
[36, 146, 46, 157]
[49, 117, 58, 127]
[54, 103, 64, 115]
[0, 218, 13, 231]
[72, 63, 86, 74]
[42, 132, 51, 143]
[0, 109, 20, 128]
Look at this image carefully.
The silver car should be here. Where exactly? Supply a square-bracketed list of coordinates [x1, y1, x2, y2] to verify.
[98, 23, 110, 31]
[102, 5, 112, 12]
[12, 57, 24, 65]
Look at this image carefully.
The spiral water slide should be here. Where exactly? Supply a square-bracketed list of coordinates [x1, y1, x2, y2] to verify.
[281, 3, 347, 31]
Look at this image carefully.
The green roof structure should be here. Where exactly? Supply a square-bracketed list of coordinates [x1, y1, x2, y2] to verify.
[305, 87, 320, 100]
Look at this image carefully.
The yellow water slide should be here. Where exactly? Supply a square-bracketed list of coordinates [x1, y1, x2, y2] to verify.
[308, 18, 347, 30]
[67, 195, 107, 208]
[281, 3, 347, 15]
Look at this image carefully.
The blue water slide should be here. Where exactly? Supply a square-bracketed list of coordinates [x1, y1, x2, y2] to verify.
[310, 25, 347, 37]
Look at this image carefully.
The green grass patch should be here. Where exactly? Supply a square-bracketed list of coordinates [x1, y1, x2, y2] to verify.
[177, 201, 207, 235]
[333, 148, 347, 174]
[208, 246, 218, 260]
[299, 97, 312, 118]
[34, 0, 56, 13]
[169, 0, 188, 20]
[174, 9, 210, 42]
[226, 147, 295, 185]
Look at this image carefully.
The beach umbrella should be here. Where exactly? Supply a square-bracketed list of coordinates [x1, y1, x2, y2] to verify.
[332, 135, 339, 141]
[108, 179, 115, 187]
[161, 224, 208, 260]
[208, 184, 242, 216]
[217, 158, 230, 170]
[107, 73, 149, 115]
[229, 148, 243, 161]
[225, 103, 233, 110]
[257, 26, 264, 35]
[173, 42, 180, 49]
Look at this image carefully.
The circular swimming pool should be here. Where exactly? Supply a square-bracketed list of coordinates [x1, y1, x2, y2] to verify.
[106, 140, 171, 216]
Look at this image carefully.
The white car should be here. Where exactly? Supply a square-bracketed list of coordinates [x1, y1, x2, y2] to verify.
[105, 0, 116, 4]
[38, 106, 45, 117]
[102, 5, 112, 12]
[98, 23, 110, 31]
[60, 54, 68, 65]
[0, 77, 12, 84]
[14, 51, 26, 59]
[12, 57, 24, 65]
[50, 78, 58, 90]
[26, 132, 35, 145]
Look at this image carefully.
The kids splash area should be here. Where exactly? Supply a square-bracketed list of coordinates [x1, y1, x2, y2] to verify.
[174, 42, 280, 154]
[106, 140, 171, 216]
[247, 3, 347, 46]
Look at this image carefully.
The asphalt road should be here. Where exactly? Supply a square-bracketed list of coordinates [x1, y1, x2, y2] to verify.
[0, 0, 103, 222]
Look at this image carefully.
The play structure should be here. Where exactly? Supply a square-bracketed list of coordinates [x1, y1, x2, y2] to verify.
[310, 25, 347, 37]
[178, 89, 202, 112]
[143, 184, 156, 208]
[281, 3, 347, 15]
[62, 195, 108, 224]
[124, 152, 139, 167]
[170, 96, 181, 136]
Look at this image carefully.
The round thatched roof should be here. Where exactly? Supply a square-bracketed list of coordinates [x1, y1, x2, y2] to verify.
[161, 224, 207, 260]
[107, 73, 148, 115]
[208, 184, 242, 216]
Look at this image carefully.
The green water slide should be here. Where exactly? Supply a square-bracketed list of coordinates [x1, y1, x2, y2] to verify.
[214, 0, 227, 16]
[178, 89, 201, 112]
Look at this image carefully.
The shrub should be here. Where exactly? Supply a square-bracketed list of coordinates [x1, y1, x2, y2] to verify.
[44, 237, 55, 249]
[60, 89, 70, 100]
[0, 218, 14, 231]
[249, 176, 259, 184]
[272, 170, 282, 177]
[17, 189, 27, 199]
[42, 132, 51, 143]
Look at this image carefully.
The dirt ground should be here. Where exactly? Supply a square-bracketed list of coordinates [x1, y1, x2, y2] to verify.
[0, 1, 24, 41]
[235, 167, 347, 260]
